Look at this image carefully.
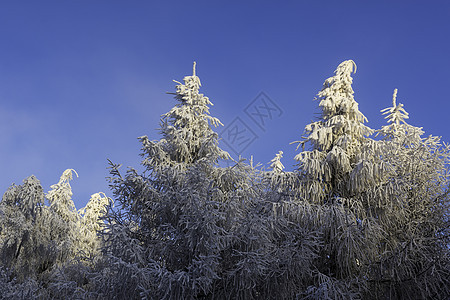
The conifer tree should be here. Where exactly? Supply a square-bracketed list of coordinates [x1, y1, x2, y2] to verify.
[367, 89, 450, 299]
[0, 175, 48, 281]
[78, 192, 111, 258]
[292, 60, 384, 202]
[288, 60, 389, 299]
[145, 61, 230, 168]
[99, 63, 260, 299]
[269, 150, 285, 173]
[45, 169, 81, 264]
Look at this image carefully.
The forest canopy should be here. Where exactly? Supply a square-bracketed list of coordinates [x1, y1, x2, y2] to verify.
[0, 61, 448, 299]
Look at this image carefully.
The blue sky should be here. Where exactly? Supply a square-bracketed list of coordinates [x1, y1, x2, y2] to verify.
[1, 1, 449, 209]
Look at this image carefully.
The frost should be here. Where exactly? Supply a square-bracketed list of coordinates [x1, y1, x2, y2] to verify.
[0, 61, 448, 299]
[292, 60, 381, 203]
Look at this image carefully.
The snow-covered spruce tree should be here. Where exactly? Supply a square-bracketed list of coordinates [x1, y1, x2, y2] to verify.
[292, 60, 385, 202]
[285, 60, 390, 298]
[366, 89, 450, 299]
[269, 150, 285, 173]
[45, 169, 81, 265]
[98, 63, 270, 299]
[77, 192, 111, 258]
[0, 175, 50, 283]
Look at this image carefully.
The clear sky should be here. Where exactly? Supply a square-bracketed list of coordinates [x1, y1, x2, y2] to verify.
[1, 1, 449, 209]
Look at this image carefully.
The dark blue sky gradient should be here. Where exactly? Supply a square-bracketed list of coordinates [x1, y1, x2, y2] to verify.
[1, 1, 449, 208]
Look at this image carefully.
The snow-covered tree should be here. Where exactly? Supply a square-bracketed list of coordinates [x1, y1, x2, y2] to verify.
[98, 63, 255, 299]
[292, 60, 385, 202]
[366, 89, 450, 299]
[283, 60, 390, 298]
[44, 169, 81, 265]
[0, 175, 49, 282]
[146, 61, 230, 167]
[269, 150, 285, 173]
[78, 192, 111, 258]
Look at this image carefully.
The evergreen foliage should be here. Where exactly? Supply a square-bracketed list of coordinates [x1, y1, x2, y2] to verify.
[0, 61, 448, 299]
[0, 170, 110, 299]
[96, 63, 269, 299]
[369, 89, 450, 299]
